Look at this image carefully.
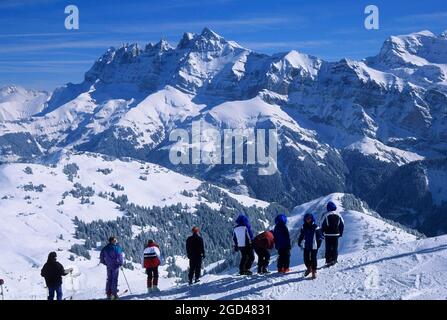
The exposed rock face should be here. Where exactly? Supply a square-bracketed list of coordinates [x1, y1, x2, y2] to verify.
[1, 28, 447, 235]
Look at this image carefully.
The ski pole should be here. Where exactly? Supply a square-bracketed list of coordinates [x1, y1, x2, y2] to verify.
[120, 267, 132, 294]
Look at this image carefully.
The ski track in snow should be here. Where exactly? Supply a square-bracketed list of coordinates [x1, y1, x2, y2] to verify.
[107, 237, 447, 301]
[0, 153, 444, 300]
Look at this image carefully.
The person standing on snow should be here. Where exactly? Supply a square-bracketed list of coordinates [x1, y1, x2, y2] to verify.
[253, 230, 275, 274]
[186, 226, 205, 285]
[233, 214, 255, 275]
[298, 213, 324, 279]
[100, 236, 124, 300]
[273, 214, 291, 273]
[142, 239, 161, 293]
[40, 252, 73, 300]
[321, 201, 344, 266]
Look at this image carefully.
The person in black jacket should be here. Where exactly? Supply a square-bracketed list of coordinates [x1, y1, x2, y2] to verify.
[298, 213, 324, 279]
[273, 214, 291, 273]
[186, 226, 205, 285]
[321, 201, 345, 266]
[40, 252, 72, 300]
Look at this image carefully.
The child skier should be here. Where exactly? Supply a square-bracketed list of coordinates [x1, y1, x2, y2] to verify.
[186, 226, 205, 285]
[40, 252, 73, 300]
[142, 239, 161, 293]
[298, 213, 324, 279]
[273, 214, 291, 273]
[253, 230, 275, 274]
[321, 201, 344, 266]
[233, 214, 255, 275]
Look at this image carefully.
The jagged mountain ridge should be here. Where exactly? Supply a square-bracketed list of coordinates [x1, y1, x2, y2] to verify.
[1, 28, 447, 235]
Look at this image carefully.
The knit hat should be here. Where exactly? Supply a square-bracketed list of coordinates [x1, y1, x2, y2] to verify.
[327, 201, 337, 212]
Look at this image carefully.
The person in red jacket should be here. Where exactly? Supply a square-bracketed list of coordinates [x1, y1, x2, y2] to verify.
[253, 231, 275, 274]
[142, 240, 161, 293]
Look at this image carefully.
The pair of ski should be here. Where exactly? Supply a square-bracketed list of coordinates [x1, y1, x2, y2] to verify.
[105, 289, 129, 300]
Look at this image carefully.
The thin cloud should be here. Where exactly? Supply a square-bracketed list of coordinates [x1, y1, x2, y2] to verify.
[241, 40, 333, 50]
[0, 0, 61, 9]
[0, 60, 93, 65]
[146, 0, 235, 10]
[395, 11, 447, 22]
[0, 39, 148, 53]
[0, 65, 86, 74]
[107, 17, 298, 34]
[0, 32, 105, 39]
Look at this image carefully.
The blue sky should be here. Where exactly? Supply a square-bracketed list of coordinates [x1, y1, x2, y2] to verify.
[1, 0, 446, 90]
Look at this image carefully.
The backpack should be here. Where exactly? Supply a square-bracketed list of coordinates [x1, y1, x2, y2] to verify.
[254, 231, 274, 250]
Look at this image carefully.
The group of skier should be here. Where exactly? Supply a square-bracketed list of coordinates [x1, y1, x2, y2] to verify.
[96, 227, 206, 300]
[40, 201, 344, 300]
[232, 201, 344, 279]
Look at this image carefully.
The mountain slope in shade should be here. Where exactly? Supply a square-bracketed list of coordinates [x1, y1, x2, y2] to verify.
[1, 28, 446, 236]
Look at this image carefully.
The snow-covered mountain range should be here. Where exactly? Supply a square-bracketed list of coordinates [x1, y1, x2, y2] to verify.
[1, 27, 447, 299]
[0, 28, 446, 237]
[0, 85, 49, 122]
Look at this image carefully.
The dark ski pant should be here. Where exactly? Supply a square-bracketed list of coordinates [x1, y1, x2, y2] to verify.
[106, 267, 120, 296]
[47, 285, 63, 300]
[146, 267, 159, 287]
[239, 245, 255, 273]
[254, 247, 270, 273]
[188, 257, 202, 282]
[277, 248, 291, 270]
[325, 236, 339, 264]
[303, 249, 318, 271]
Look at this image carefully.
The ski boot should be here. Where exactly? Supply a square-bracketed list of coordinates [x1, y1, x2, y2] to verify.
[262, 268, 270, 274]
[194, 279, 200, 284]
[304, 268, 311, 277]
[152, 286, 161, 293]
[311, 270, 317, 280]
[325, 260, 335, 268]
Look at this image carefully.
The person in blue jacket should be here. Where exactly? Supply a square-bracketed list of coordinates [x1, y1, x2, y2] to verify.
[298, 213, 324, 279]
[273, 214, 291, 273]
[233, 214, 255, 275]
[100, 236, 124, 300]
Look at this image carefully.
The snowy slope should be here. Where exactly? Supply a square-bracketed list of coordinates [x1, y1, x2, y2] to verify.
[0, 85, 49, 121]
[345, 137, 424, 165]
[0, 152, 268, 300]
[127, 235, 447, 300]
[367, 30, 447, 88]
